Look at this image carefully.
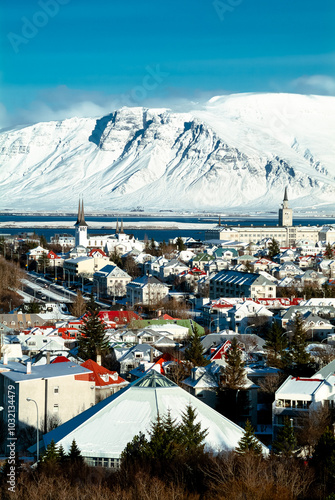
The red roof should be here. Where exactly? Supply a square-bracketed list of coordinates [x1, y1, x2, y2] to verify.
[88, 248, 107, 257]
[97, 310, 139, 325]
[51, 356, 70, 363]
[80, 359, 127, 387]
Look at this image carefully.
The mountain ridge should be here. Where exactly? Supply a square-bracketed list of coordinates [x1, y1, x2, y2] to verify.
[1, 93, 334, 212]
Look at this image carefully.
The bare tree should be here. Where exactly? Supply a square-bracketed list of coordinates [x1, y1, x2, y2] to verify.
[70, 290, 87, 318]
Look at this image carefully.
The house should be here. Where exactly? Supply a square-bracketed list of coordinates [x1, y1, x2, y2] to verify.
[210, 270, 276, 300]
[38, 370, 268, 468]
[0, 358, 95, 435]
[182, 364, 220, 408]
[273, 374, 335, 438]
[26, 246, 48, 262]
[225, 300, 273, 333]
[63, 256, 110, 281]
[117, 344, 161, 378]
[126, 275, 169, 307]
[80, 359, 128, 403]
[93, 265, 131, 298]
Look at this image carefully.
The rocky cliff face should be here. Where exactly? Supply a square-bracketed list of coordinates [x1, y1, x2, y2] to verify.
[0, 93, 334, 212]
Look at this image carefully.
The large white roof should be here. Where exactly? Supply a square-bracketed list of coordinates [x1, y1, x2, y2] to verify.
[42, 371, 268, 458]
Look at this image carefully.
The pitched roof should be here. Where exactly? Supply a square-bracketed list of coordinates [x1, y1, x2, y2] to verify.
[80, 359, 128, 387]
[41, 370, 268, 458]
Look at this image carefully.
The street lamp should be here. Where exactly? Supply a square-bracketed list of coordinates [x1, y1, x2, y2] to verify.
[26, 398, 39, 463]
[210, 317, 220, 333]
[244, 324, 255, 335]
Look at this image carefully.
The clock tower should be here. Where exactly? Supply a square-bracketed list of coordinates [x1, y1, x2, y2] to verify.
[278, 187, 293, 227]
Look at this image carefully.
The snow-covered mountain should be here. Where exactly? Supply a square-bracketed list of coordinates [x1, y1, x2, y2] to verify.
[1, 93, 334, 212]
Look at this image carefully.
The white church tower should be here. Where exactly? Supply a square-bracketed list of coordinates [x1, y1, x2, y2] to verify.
[278, 187, 293, 227]
[74, 199, 88, 247]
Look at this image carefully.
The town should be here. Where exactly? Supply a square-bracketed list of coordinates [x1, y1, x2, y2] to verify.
[0, 191, 335, 498]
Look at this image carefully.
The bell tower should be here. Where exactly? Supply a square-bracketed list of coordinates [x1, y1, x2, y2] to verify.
[74, 199, 88, 247]
[278, 187, 293, 227]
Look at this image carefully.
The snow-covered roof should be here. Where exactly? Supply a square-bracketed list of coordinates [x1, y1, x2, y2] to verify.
[41, 370, 268, 458]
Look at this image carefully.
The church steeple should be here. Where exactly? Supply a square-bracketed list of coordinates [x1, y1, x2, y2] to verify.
[120, 219, 124, 234]
[74, 198, 88, 247]
[115, 219, 119, 234]
[278, 186, 293, 228]
[75, 198, 88, 227]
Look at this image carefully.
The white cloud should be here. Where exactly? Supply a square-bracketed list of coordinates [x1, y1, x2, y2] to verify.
[290, 75, 335, 96]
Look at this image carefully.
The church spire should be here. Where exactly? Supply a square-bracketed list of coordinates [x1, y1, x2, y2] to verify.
[75, 198, 88, 227]
[120, 219, 124, 234]
[218, 215, 221, 227]
[284, 186, 288, 202]
[115, 219, 119, 234]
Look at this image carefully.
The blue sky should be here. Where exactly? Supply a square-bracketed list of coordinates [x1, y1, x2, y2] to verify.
[1, 0, 334, 127]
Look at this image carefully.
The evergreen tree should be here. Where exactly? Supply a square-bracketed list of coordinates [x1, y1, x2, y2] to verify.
[236, 419, 262, 455]
[287, 313, 311, 374]
[324, 243, 334, 260]
[176, 237, 186, 251]
[272, 417, 297, 457]
[268, 238, 280, 259]
[58, 444, 67, 465]
[121, 432, 149, 465]
[180, 404, 208, 454]
[264, 322, 287, 367]
[311, 426, 335, 490]
[184, 325, 208, 366]
[225, 337, 246, 390]
[68, 439, 84, 464]
[78, 294, 109, 361]
[39, 234, 48, 248]
[41, 439, 60, 465]
[148, 411, 182, 460]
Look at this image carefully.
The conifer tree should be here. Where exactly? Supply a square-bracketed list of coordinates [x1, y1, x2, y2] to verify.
[272, 417, 297, 457]
[311, 426, 335, 490]
[68, 439, 83, 464]
[287, 313, 311, 374]
[184, 325, 208, 366]
[236, 419, 262, 455]
[148, 411, 181, 460]
[268, 238, 280, 259]
[264, 322, 287, 367]
[78, 294, 109, 361]
[42, 439, 60, 465]
[225, 337, 246, 390]
[324, 243, 334, 260]
[121, 432, 149, 465]
[58, 444, 67, 465]
[180, 404, 208, 454]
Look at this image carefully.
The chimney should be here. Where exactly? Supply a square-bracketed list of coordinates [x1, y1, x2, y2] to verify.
[26, 361, 31, 374]
[150, 348, 154, 363]
[46, 352, 51, 364]
[138, 337, 142, 345]
[96, 354, 102, 366]
[3, 353, 8, 365]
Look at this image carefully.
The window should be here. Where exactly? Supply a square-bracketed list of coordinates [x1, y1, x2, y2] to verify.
[54, 387, 59, 394]
[53, 404, 59, 413]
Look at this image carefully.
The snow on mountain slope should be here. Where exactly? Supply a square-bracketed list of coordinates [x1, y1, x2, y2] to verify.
[0, 93, 334, 212]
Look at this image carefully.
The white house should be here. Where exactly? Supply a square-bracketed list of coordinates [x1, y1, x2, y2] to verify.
[0, 359, 95, 435]
[93, 265, 131, 298]
[126, 276, 169, 307]
[273, 373, 335, 437]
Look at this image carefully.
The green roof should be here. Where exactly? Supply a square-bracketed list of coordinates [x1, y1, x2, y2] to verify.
[129, 318, 204, 335]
